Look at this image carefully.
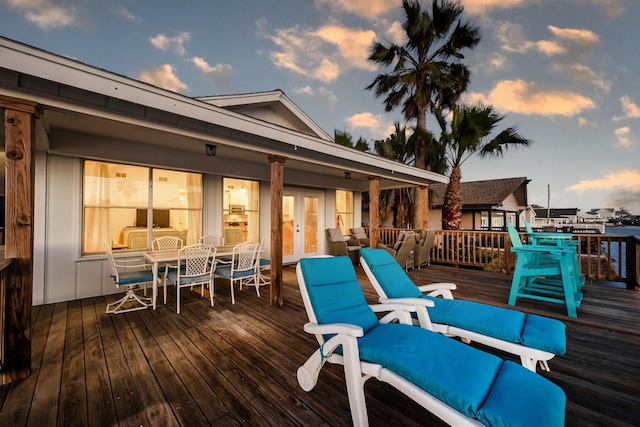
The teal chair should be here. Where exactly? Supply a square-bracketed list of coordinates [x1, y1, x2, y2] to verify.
[506, 223, 582, 317]
[523, 221, 583, 290]
[360, 248, 566, 372]
[296, 256, 566, 426]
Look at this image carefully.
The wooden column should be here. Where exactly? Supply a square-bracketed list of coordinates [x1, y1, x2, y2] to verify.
[368, 177, 379, 248]
[419, 185, 429, 229]
[268, 155, 286, 307]
[1, 96, 42, 384]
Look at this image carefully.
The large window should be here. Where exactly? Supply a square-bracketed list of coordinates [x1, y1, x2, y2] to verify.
[83, 160, 202, 254]
[335, 190, 353, 235]
[222, 178, 260, 244]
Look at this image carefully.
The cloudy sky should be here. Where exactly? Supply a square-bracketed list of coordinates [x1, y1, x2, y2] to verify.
[1, 0, 639, 213]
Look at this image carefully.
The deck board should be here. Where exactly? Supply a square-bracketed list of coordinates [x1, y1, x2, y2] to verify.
[1, 263, 639, 426]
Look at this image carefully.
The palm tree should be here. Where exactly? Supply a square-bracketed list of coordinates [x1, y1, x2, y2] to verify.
[373, 123, 415, 227]
[334, 130, 370, 152]
[437, 104, 531, 230]
[366, 0, 480, 225]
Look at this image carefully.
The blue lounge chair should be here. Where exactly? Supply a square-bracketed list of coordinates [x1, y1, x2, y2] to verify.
[360, 247, 566, 372]
[296, 256, 566, 426]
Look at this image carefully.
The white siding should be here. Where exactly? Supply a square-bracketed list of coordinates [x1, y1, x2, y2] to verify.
[44, 155, 81, 303]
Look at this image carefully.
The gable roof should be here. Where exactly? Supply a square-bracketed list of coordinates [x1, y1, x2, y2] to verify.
[197, 90, 333, 141]
[430, 177, 529, 209]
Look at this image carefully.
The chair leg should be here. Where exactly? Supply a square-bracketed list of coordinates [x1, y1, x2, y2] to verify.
[106, 287, 152, 314]
[230, 280, 235, 304]
[209, 278, 215, 307]
[342, 336, 369, 426]
[176, 283, 181, 314]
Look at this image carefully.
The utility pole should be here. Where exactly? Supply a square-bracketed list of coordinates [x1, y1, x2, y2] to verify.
[547, 184, 551, 226]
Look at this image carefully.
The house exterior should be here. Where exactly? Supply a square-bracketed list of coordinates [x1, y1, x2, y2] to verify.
[531, 207, 580, 227]
[429, 177, 530, 230]
[0, 36, 447, 308]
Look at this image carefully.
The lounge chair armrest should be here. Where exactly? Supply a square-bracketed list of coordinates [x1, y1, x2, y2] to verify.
[418, 282, 457, 292]
[377, 298, 435, 330]
[378, 297, 435, 308]
[303, 322, 364, 337]
[378, 244, 396, 256]
[416, 283, 456, 299]
[345, 237, 361, 246]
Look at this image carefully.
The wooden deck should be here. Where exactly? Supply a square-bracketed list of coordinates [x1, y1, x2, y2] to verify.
[0, 263, 639, 426]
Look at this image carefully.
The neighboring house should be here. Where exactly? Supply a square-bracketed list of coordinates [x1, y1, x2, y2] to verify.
[0, 37, 447, 306]
[429, 177, 530, 230]
[586, 208, 616, 222]
[531, 208, 580, 227]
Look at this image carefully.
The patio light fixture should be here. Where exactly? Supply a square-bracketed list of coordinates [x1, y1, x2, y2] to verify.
[205, 144, 217, 157]
[344, 171, 351, 179]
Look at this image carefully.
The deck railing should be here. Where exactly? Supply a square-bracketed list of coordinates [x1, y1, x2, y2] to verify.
[0, 252, 14, 380]
[364, 227, 639, 290]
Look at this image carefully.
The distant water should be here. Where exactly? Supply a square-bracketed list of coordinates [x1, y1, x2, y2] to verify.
[600, 226, 639, 285]
[604, 225, 640, 236]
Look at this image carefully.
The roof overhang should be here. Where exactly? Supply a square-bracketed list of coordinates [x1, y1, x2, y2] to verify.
[0, 37, 448, 192]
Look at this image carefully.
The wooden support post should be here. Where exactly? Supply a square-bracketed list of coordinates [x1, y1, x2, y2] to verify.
[1, 96, 42, 384]
[419, 185, 429, 229]
[268, 155, 286, 307]
[368, 177, 379, 248]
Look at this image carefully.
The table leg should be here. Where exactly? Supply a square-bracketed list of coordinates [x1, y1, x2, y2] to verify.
[152, 261, 158, 310]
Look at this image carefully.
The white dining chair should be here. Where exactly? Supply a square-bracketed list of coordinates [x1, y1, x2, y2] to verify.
[166, 244, 216, 314]
[104, 243, 154, 314]
[214, 241, 260, 304]
[152, 235, 183, 304]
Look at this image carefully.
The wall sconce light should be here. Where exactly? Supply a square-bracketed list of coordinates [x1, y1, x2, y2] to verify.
[205, 144, 217, 157]
[344, 171, 351, 179]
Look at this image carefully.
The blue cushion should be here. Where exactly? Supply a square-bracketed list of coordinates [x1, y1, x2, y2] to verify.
[477, 360, 566, 427]
[359, 323, 565, 426]
[522, 314, 567, 355]
[214, 264, 255, 279]
[167, 271, 210, 285]
[360, 248, 422, 298]
[359, 323, 503, 418]
[423, 296, 527, 344]
[299, 256, 378, 334]
[116, 270, 154, 286]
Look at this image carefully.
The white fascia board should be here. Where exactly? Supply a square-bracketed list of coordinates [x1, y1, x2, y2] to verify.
[0, 38, 447, 185]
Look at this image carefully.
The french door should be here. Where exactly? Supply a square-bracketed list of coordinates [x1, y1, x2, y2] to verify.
[282, 189, 323, 264]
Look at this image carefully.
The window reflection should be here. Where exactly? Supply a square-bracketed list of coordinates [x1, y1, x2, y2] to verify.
[335, 190, 353, 235]
[83, 160, 202, 254]
[223, 178, 259, 244]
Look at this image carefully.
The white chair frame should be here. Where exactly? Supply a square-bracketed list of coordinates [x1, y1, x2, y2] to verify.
[104, 243, 153, 314]
[166, 244, 215, 314]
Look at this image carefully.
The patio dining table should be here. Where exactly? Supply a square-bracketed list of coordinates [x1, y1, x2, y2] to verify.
[142, 246, 235, 309]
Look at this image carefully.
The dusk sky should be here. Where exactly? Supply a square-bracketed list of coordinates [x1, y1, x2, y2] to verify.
[1, 0, 638, 213]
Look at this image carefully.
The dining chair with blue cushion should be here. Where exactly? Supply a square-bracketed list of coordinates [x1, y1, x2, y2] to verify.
[214, 241, 260, 304]
[105, 242, 154, 314]
[296, 255, 566, 427]
[166, 244, 215, 314]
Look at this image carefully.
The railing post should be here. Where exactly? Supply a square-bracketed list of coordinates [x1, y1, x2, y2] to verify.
[368, 177, 379, 248]
[268, 154, 286, 307]
[626, 236, 638, 290]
